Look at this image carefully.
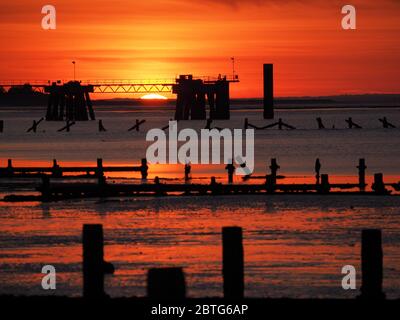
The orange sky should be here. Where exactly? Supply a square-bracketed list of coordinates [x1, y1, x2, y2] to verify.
[0, 0, 399, 98]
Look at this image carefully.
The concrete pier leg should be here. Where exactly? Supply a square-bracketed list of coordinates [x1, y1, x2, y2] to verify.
[360, 229, 385, 299]
[263, 64, 274, 119]
[222, 226, 244, 299]
[147, 267, 186, 299]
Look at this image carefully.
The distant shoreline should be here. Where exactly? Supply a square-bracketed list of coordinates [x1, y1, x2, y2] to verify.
[0, 92, 399, 109]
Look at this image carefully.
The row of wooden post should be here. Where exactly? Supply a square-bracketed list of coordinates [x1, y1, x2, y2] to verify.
[220, 157, 386, 193]
[2, 158, 149, 180]
[82, 224, 384, 300]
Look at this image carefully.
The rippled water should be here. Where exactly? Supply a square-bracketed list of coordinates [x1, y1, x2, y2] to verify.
[0, 106, 400, 298]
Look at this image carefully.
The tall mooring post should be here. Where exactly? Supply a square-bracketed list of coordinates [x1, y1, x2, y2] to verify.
[263, 64, 274, 119]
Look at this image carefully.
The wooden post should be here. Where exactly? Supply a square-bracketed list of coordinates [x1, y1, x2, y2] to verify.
[222, 227, 244, 299]
[97, 158, 104, 178]
[140, 158, 148, 181]
[98, 120, 107, 132]
[225, 163, 235, 184]
[372, 173, 387, 194]
[184, 163, 191, 183]
[83, 224, 114, 299]
[265, 174, 276, 193]
[269, 158, 280, 179]
[360, 229, 385, 299]
[147, 267, 186, 299]
[51, 159, 62, 177]
[41, 175, 51, 200]
[357, 159, 367, 191]
[210, 176, 220, 195]
[318, 174, 330, 194]
[315, 158, 321, 185]
[0, 120, 3, 133]
[6, 159, 13, 176]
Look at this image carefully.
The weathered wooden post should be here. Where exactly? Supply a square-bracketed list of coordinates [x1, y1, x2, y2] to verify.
[222, 227, 244, 299]
[147, 267, 186, 299]
[98, 120, 107, 132]
[210, 176, 221, 195]
[270, 158, 280, 179]
[82, 224, 114, 299]
[6, 159, 13, 176]
[315, 158, 321, 185]
[41, 175, 51, 200]
[184, 163, 191, 183]
[140, 158, 148, 181]
[225, 163, 235, 184]
[357, 159, 367, 191]
[372, 173, 388, 194]
[0, 120, 3, 133]
[318, 174, 330, 194]
[316, 117, 325, 129]
[51, 159, 62, 178]
[96, 158, 104, 178]
[244, 118, 249, 130]
[265, 174, 276, 193]
[360, 229, 385, 299]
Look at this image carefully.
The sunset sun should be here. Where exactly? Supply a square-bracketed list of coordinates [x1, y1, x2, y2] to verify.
[140, 93, 168, 100]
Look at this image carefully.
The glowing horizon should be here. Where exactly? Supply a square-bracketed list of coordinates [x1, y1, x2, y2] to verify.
[0, 1, 399, 98]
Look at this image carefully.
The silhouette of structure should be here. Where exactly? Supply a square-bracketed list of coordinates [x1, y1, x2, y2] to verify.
[173, 75, 238, 120]
[223, 227, 244, 299]
[263, 64, 274, 119]
[316, 117, 325, 129]
[346, 117, 362, 129]
[1, 75, 238, 122]
[315, 158, 321, 184]
[45, 81, 95, 121]
[82, 224, 114, 298]
[98, 120, 107, 132]
[379, 117, 396, 128]
[360, 229, 385, 299]
[27, 118, 44, 133]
